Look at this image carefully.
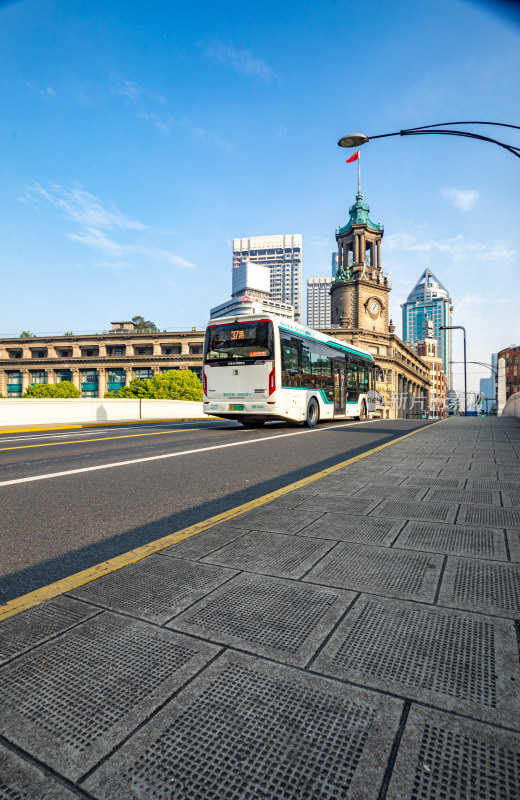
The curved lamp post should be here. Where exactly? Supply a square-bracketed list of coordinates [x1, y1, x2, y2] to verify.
[338, 121, 520, 158]
[441, 325, 467, 417]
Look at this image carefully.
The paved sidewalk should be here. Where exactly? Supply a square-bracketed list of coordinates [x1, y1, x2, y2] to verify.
[1, 417, 519, 799]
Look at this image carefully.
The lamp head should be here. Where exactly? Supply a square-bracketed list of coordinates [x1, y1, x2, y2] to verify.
[338, 133, 369, 148]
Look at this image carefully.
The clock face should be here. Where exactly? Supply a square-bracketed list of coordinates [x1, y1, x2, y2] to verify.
[369, 301, 379, 316]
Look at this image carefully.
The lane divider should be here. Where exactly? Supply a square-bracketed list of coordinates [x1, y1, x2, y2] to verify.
[0, 419, 444, 621]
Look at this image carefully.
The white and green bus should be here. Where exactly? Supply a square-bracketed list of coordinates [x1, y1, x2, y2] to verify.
[203, 313, 382, 427]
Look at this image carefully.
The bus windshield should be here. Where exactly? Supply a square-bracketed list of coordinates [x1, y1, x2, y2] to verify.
[205, 320, 274, 363]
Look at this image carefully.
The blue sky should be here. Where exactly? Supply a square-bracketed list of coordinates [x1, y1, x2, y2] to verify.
[1, 0, 519, 395]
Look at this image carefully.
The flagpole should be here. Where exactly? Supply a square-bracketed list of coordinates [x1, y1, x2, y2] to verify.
[358, 152, 361, 194]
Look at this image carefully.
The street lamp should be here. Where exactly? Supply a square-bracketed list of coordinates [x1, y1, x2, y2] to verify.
[441, 325, 467, 416]
[338, 121, 520, 158]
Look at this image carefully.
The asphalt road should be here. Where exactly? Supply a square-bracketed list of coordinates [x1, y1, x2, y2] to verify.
[0, 417, 433, 603]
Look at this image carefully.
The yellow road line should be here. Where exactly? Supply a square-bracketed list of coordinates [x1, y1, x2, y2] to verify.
[0, 427, 222, 452]
[0, 419, 445, 621]
[0, 418, 217, 435]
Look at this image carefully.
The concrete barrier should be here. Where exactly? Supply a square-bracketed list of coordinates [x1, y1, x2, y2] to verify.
[501, 392, 520, 418]
[0, 398, 206, 427]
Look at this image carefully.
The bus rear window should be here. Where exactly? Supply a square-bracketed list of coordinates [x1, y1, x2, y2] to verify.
[205, 320, 274, 363]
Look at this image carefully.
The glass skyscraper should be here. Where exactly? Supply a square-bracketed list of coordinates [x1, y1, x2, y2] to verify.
[402, 269, 453, 389]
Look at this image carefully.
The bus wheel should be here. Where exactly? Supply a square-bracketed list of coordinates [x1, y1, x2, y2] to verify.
[304, 398, 319, 427]
[241, 419, 265, 428]
[359, 401, 367, 420]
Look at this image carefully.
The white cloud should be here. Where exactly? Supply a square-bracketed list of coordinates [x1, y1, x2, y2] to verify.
[22, 183, 195, 269]
[385, 230, 516, 263]
[441, 187, 480, 211]
[201, 40, 277, 82]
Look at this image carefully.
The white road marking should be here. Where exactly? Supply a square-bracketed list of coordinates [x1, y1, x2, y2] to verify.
[0, 421, 224, 444]
[0, 420, 377, 487]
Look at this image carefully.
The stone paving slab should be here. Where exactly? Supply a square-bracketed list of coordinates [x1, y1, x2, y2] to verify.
[312, 594, 520, 727]
[70, 554, 237, 624]
[296, 494, 381, 514]
[467, 478, 520, 491]
[304, 542, 443, 602]
[352, 484, 428, 500]
[386, 705, 520, 800]
[169, 572, 355, 666]
[458, 504, 520, 528]
[296, 512, 404, 545]
[83, 651, 404, 800]
[261, 488, 320, 508]
[0, 743, 80, 799]
[160, 524, 250, 560]
[0, 595, 101, 666]
[425, 488, 502, 505]
[502, 491, 520, 507]
[508, 529, 520, 562]
[222, 507, 324, 534]
[0, 612, 220, 781]
[369, 498, 459, 523]
[401, 475, 464, 488]
[394, 520, 509, 560]
[202, 529, 334, 578]
[438, 557, 520, 619]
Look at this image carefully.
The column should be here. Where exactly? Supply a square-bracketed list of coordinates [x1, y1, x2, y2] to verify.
[47, 345, 56, 358]
[337, 242, 343, 268]
[377, 241, 381, 269]
[45, 369, 53, 385]
[360, 233, 365, 264]
[98, 368, 106, 398]
[71, 368, 81, 392]
[181, 340, 190, 355]
[73, 344, 81, 358]
[98, 343, 107, 357]
[23, 346, 31, 359]
[153, 341, 162, 356]
[21, 370, 30, 395]
[397, 375, 403, 419]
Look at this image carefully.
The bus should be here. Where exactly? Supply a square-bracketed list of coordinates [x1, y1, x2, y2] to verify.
[203, 313, 382, 427]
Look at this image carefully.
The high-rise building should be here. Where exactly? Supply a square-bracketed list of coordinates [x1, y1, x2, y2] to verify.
[331, 252, 338, 277]
[232, 234, 302, 321]
[210, 259, 294, 320]
[402, 268, 453, 388]
[307, 277, 333, 328]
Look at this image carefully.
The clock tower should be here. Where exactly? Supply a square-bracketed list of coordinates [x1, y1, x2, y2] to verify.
[330, 192, 390, 333]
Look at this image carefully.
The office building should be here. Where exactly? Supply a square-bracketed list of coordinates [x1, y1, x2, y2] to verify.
[498, 345, 519, 402]
[210, 259, 295, 320]
[232, 234, 302, 321]
[0, 321, 205, 398]
[307, 277, 333, 328]
[402, 268, 453, 388]
[479, 353, 498, 414]
[331, 252, 338, 277]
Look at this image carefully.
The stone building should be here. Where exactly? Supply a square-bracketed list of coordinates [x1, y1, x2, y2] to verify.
[0, 321, 204, 398]
[324, 192, 431, 419]
[415, 319, 448, 418]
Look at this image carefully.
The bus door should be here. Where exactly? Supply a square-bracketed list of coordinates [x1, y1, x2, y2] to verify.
[333, 359, 346, 415]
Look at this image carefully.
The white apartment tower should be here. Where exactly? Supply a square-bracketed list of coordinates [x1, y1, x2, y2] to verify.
[307, 277, 333, 329]
[233, 234, 302, 321]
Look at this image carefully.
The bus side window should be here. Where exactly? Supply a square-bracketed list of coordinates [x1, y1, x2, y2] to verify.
[346, 363, 356, 389]
[281, 336, 300, 387]
[301, 343, 313, 387]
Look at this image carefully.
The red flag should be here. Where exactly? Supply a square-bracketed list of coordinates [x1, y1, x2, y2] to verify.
[346, 150, 360, 163]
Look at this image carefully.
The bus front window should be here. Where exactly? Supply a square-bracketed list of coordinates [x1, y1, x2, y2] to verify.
[205, 320, 274, 364]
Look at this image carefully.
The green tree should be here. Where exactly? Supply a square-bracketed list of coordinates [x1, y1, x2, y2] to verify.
[20, 330, 35, 338]
[24, 381, 81, 398]
[132, 315, 159, 332]
[118, 370, 202, 400]
[103, 391, 119, 398]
